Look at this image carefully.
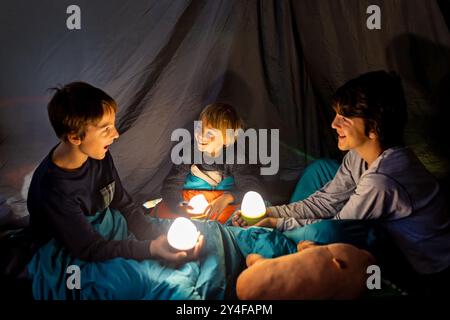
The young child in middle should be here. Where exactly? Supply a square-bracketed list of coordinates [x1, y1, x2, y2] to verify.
[160, 103, 263, 223]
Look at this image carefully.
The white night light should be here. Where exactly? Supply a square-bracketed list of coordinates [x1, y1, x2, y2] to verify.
[186, 194, 209, 215]
[167, 217, 199, 251]
[240, 191, 266, 225]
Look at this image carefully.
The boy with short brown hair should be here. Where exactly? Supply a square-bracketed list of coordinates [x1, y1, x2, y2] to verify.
[28, 82, 203, 263]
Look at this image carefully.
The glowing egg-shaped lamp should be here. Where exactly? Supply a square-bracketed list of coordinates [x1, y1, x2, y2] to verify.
[186, 194, 209, 215]
[167, 217, 199, 251]
[240, 191, 266, 225]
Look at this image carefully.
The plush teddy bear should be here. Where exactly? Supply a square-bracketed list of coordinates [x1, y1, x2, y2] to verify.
[236, 240, 376, 300]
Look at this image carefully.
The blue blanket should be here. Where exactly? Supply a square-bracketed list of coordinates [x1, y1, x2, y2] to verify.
[27, 208, 297, 300]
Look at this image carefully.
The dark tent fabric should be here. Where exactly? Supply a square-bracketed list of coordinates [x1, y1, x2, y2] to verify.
[0, 0, 449, 218]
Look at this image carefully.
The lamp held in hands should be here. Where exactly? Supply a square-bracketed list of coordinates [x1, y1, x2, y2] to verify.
[167, 217, 199, 251]
[186, 194, 209, 215]
[240, 191, 266, 225]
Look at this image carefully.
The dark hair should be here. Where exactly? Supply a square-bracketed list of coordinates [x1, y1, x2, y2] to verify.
[47, 82, 117, 141]
[332, 70, 408, 149]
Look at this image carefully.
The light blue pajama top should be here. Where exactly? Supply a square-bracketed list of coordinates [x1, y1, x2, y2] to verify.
[271, 147, 450, 274]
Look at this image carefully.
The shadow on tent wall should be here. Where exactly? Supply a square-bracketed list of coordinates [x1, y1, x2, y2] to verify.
[386, 33, 450, 191]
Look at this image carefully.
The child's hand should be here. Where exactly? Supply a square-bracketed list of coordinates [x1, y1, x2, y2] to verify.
[179, 201, 194, 214]
[150, 234, 205, 264]
[205, 193, 234, 220]
[231, 210, 248, 227]
[232, 209, 278, 229]
[253, 217, 278, 228]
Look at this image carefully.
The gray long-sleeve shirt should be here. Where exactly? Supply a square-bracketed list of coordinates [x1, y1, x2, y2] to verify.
[270, 147, 450, 274]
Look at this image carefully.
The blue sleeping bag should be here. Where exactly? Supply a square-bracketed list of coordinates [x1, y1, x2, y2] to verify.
[27, 207, 296, 300]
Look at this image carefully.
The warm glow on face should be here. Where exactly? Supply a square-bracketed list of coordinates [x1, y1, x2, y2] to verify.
[187, 194, 209, 215]
[167, 217, 199, 251]
[241, 191, 266, 219]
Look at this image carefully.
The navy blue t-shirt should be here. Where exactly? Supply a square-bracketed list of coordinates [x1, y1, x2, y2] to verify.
[27, 146, 157, 262]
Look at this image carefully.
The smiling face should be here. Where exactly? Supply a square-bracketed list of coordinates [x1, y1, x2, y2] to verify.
[331, 113, 372, 151]
[194, 119, 224, 155]
[76, 108, 119, 160]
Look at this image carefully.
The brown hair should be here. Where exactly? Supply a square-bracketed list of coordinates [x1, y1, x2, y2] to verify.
[332, 71, 408, 149]
[47, 82, 117, 141]
[199, 103, 243, 137]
